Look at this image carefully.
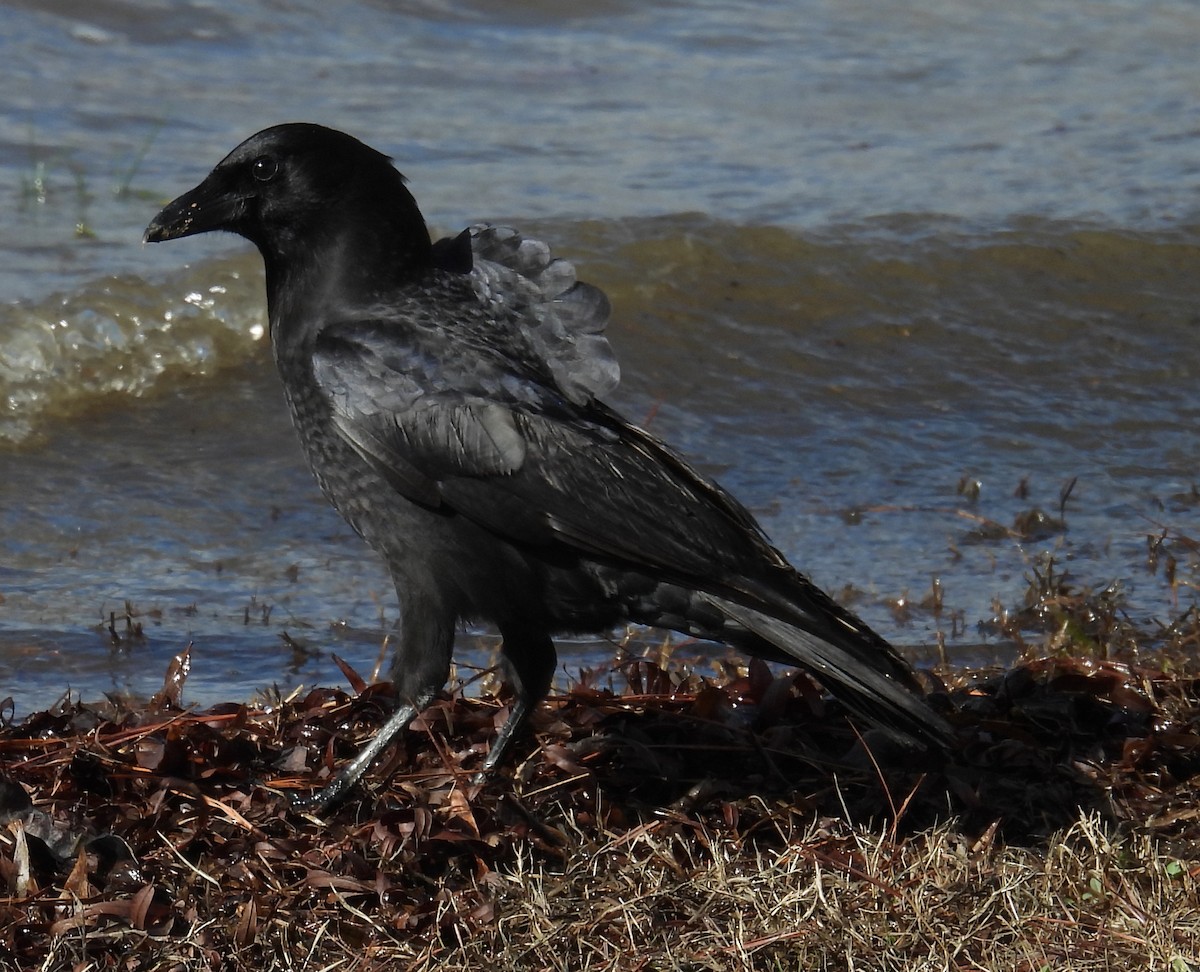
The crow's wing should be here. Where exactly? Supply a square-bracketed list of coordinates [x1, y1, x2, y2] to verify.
[311, 315, 772, 577]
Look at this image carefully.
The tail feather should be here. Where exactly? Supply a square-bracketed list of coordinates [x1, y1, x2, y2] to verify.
[703, 593, 953, 750]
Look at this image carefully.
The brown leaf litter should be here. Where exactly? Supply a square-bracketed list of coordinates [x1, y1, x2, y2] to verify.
[2, 577, 1199, 970]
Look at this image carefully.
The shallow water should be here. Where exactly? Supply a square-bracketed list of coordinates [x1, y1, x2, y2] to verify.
[1, 0, 1198, 714]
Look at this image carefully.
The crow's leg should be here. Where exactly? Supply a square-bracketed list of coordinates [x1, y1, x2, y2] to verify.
[292, 598, 455, 813]
[478, 621, 557, 778]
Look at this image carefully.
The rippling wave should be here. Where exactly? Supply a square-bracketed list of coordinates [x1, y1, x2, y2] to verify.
[0, 255, 266, 444]
[7, 216, 1195, 445]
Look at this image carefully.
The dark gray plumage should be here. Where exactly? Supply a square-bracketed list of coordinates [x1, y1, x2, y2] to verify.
[145, 123, 951, 810]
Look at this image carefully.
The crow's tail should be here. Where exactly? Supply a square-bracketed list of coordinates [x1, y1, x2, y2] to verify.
[703, 578, 954, 751]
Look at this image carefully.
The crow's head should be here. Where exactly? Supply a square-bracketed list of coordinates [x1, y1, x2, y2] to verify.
[145, 123, 429, 273]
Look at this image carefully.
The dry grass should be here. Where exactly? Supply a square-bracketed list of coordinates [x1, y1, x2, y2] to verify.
[11, 780, 1196, 971]
[463, 814, 1197, 972]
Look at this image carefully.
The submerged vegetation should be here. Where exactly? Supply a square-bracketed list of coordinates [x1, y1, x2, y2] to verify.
[1, 538, 1198, 971]
[16, 123, 163, 239]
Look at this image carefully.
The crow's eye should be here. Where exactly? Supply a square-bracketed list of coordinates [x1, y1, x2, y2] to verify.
[251, 156, 279, 183]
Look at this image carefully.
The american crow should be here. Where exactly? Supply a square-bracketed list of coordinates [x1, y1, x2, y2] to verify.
[145, 123, 951, 810]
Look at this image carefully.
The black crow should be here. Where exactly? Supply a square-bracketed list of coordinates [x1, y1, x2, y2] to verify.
[145, 123, 951, 810]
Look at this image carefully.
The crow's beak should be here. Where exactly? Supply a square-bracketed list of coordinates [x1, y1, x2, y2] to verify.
[144, 175, 246, 243]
